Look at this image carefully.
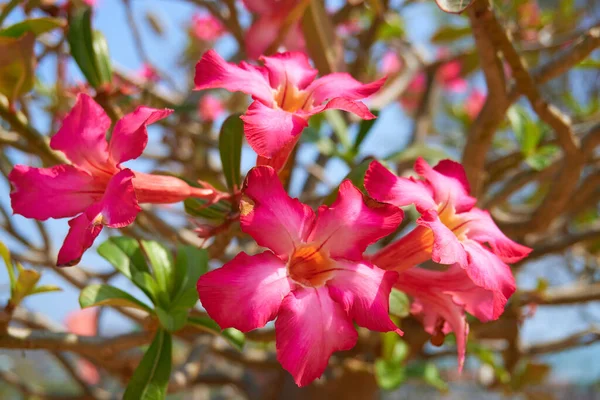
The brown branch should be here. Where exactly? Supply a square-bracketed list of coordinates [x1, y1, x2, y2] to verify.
[525, 328, 600, 355]
[518, 282, 600, 306]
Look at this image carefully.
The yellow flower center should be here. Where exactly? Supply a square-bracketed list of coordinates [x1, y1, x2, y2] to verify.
[287, 244, 334, 287]
[437, 203, 469, 240]
[274, 82, 312, 113]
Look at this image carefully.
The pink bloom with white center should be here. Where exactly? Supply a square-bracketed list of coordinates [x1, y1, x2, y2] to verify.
[197, 166, 403, 386]
[464, 89, 486, 120]
[191, 13, 225, 42]
[242, 0, 305, 59]
[198, 95, 225, 122]
[365, 158, 531, 318]
[9, 94, 219, 266]
[380, 51, 402, 76]
[66, 308, 100, 384]
[194, 50, 384, 170]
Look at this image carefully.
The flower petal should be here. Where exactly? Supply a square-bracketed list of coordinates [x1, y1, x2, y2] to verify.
[417, 210, 467, 266]
[306, 74, 386, 104]
[50, 93, 113, 175]
[245, 15, 283, 60]
[86, 169, 141, 228]
[261, 52, 317, 90]
[108, 106, 173, 165]
[459, 208, 532, 263]
[197, 251, 292, 331]
[327, 260, 402, 334]
[414, 157, 476, 213]
[9, 164, 103, 220]
[309, 180, 403, 260]
[364, 160, 437, 211]
[276, 287, 358, 387]
[461, 240, 517, 313]
[57, 213, 103, 267]
[256, 135, 299, 172]
[194, 49, 273, 104]
[308, 97, 376, 120]
[241, 166, 315, 257]
[241, 100, 307, 158]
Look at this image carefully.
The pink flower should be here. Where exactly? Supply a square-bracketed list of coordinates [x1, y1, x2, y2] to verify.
[197, 166, 403, 386]
[198, 95, 225, 122]
[394, 265, 497, 370]
[66, 308, 100, 384]
[242, 0, 305, 59]
[365, 158, 531, 319]
[399, 73, 426, 112]
[464, 89, 486, 120]
[437, 59, 467, 93]
[194, 50, 384, 169]
[191, 13, 225, 42]
[380, 51, 402, 76]
[137, 63, 160, 83]
[10, 94, 219, 266]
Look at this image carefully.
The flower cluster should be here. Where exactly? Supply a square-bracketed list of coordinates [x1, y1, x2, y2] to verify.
[9, 47, 530, 388]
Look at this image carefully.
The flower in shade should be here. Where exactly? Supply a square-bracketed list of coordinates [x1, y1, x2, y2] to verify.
[365, 158, 531, 321]
[198, 94, 225, 122]
[191, 13, 226, 42]
[10, 94, 222, 266]
[194, 50, 384, 169]
[197, 166, 403, 386]
[464, 89, 486, 120]
[242, 0, 305, 59]
[380, 51, 402, 76]
[65, 308, 100, 384]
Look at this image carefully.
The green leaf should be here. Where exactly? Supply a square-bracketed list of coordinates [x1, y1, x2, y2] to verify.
[30, 284, 62, 295]
[406, 362, 448, 392]
[184, 198, 231, 221]
[141, 241, 175, 298]
[91, 30, 112, 85]
[132, 271, 168, 307]
[156, 307, 188, 333]
[0, 32, 35, 103]
[352, 111, 379, 154]
[301, 0, 340, 74]
[0, 241, 15, 291]
[12, 269, 41, 305]
[323, 158, 373, 205]
[375, 359, 405, 390]
[524, 145, 559, 171]
[123, 329, 172, 400]
[98, 236, 149, 280]
[79, 284, 152, 312]
[171, 246, 208, 309]
[67, 7, 100, 88]
[389, 288, 410, 317]
[218, 114, 244, 192]
[187, 316, 245, 351]
[431, 25, 472, 43]
[378, 13, 404, 41]
[507, 105, 542, 156]
[435, 0, 474, 14]
[325, 110, 350, 150]
[0, 18, 65, 38]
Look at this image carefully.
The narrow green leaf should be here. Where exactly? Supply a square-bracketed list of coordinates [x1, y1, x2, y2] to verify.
[12, 269, 41, 305]
[301, 0, 341, 74]
[435, 0, 474, 14]
[171, 246, 207, 309]
[389, 288, 410, 317]
[525, 144, 559, 171]
[184, 198, 231, 221]
[0, 32, 35, 103]
[0, 17, 66, 38]
[375, 359, 405, 390]
[132, 271, 168, 307]
[30, 284, 62, 295]
[67, 7, 100, 88]
[141, 241, 175, 297]
[187, 316, 245, 351]
[431, 25, 471, 43]
[98, 236, 149, 280]
[325, 110, 350, 150]
[79, 284, 152, 312]
[218, 114, 244, 192]
[156, 307, 187, 333]
[323, 158, 372, 205]
[123, 329, 172, 400]
[406, 362, 448, 392]
[0, 241, 15, 291]
[352, 111, 379, 153]
[92, 30, 112, 85]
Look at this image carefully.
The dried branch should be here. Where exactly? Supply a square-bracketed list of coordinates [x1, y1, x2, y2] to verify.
[518, 282, 600, 305]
